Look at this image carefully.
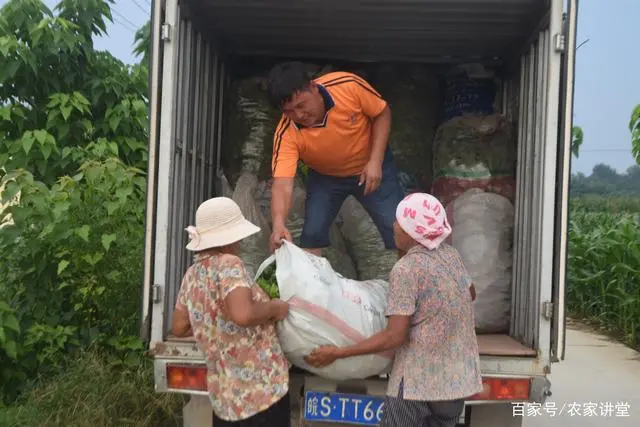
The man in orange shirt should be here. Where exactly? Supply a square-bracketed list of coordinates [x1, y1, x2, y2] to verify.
[266, 62, 405, 257]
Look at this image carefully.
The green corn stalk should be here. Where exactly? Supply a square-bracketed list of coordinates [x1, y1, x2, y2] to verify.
[567, 207, 640, 345]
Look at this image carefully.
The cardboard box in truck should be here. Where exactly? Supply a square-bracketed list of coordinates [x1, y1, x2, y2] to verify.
[140, 0, 578, 425]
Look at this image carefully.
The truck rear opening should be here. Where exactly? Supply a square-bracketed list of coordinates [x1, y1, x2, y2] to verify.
[143, 0, 576, 425]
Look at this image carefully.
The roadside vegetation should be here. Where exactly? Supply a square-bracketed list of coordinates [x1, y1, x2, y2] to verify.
[0, 350, 186, 427]
[569, 124, 640, 346]
[567, 195, 640, 346]
[0, 0, 184, 424]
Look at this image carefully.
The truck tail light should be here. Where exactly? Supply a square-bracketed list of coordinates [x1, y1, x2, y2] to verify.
[166, 364, 207, 391]
[470, 377, 530, 401]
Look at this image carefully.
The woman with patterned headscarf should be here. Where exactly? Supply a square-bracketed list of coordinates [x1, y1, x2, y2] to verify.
[305, 192, 483, 427]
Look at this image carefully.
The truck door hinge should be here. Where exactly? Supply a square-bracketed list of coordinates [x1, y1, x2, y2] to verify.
[542, 301, 554, 320]
[161, 23, 172, 42]
[554, 33, 566, 52]
[152, 285, 162, 303]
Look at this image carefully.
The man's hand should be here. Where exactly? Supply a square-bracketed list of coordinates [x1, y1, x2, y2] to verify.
[271, 300, 290, 322]
[270, 223, 292, 253]
[304, 345, 343, 368]
[359, 159, 383, 196]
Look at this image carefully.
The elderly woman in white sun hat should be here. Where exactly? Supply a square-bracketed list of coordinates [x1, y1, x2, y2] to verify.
[171, 197, 291, 427]
[306, 192, 483, 427]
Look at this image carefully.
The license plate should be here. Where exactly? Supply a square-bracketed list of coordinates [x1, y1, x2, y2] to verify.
[303, 391, 385, 425]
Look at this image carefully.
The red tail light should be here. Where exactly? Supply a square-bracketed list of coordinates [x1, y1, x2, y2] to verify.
[470, 377, 530, 401]
[166, 364, 207, 391]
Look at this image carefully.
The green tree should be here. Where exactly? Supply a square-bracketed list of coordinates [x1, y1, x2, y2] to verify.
[0, 0, 148, 403]
[133, 20, 150, 65]
[572, 126, 583, 158]
[630, 104, 640, 165]
[570, 164, 640, 197]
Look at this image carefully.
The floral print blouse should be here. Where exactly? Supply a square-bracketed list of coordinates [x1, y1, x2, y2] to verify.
[175, 252, 289, 421]
[384, 244, 484, 401]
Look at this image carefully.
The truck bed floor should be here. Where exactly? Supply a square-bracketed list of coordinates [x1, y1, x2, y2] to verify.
[166, 333, 537, 357]
[477, 334, 537, 357]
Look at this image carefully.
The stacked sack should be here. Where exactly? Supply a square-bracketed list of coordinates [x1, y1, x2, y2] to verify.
[431, 113, 517, 207]
[335, 196, 397, 281]
[446, 188, 514, 334]
[371, 64, 440, 193]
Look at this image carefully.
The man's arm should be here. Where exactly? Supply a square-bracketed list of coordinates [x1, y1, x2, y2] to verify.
[350, 77, 392, 195]
[271, 177, 294, 230]
[270, 119, 299, 250]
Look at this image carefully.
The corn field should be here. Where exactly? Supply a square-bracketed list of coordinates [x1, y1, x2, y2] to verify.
[567, 200, 640, 345]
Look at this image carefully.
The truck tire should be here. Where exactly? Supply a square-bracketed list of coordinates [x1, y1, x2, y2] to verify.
[468, 403, 523, 427]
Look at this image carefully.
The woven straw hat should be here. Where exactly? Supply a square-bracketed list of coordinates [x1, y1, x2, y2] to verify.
[185, 197, 260, 251]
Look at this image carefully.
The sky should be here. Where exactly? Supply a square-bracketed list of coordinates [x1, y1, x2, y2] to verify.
[571, 0, 638, 175]
[1, 0, 637, 176]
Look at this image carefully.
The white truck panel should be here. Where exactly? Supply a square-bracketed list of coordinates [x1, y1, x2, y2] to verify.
[141, 0, 164, 342]
[149, 0, 180, 345]
[552, 0, 579, 362]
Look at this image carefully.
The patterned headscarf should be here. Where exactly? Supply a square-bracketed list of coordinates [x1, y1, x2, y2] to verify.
[395, 193, 452, 250]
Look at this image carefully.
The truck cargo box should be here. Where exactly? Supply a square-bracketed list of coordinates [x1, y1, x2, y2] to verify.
[141, 0, 578, 425]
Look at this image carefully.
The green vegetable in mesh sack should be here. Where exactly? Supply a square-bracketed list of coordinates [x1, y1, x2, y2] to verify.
[371, 64, 440, 191]
[432, 114, 516, 178]
[431, 113, 517, 206]
[256, 264, 279, 299]
[222, 76, 280, 185]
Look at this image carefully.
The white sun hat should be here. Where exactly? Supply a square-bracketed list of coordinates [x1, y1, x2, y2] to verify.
[184, 197, 261, 251]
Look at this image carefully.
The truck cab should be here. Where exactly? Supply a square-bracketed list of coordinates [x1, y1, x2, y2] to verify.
[141, 0, 578, 425]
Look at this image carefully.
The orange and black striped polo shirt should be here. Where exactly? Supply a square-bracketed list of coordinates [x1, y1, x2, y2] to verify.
[271, 71, 388, 178]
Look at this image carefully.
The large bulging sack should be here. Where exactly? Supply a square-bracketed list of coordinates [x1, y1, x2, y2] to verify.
[336, 196, 397, 281]
[448, 188, 513, 334]
[254, 241, 393, 381]
[231, 173, 272, 277]
[432, 114, 516, 207]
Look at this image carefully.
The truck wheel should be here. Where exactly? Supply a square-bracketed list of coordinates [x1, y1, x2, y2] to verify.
[468, 403, 523, 427]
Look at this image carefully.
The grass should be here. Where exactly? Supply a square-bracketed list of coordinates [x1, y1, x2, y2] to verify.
[567, 206, 640, 346]
[0, 350, 187, 427]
